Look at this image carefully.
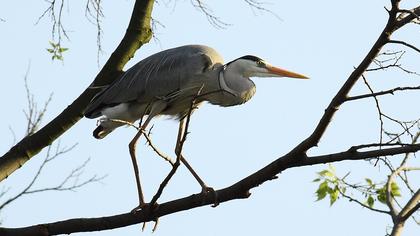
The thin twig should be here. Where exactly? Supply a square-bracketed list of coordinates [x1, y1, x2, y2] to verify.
[362, 75, 384, 147]
[346, 86, 420, 102]
[338, 188, 390, 215]
[142, 130, 175, 166]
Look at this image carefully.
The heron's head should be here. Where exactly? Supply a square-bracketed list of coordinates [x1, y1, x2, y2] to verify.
[226, 55, 309, 79]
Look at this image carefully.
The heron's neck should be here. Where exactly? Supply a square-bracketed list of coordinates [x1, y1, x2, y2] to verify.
[206, 65, 256, 107]
[222, 66, 255, 96]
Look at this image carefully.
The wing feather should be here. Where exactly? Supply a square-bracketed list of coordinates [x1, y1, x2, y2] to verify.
[84, 45, 223, 118]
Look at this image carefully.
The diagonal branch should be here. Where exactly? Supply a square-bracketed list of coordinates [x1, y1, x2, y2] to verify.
[0, 0, 156, 182]
[399, 189, 420, 222]
[289, 2, 405, 154]
[395, 5, 420, 29]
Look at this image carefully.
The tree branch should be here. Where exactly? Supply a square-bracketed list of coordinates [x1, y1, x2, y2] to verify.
[388, 40, 420, 53]
[0, 0, 156, 181]
[338, 188, 390, 215]
[1, 143, 419, 235]
[399, 189, 420, 222]
[289, 2, 404, 154]
[394, 5, 420, 30]
[345, 85, 420, 101]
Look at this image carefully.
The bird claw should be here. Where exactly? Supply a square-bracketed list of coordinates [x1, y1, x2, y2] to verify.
[131, 202, 160, 232]
[131, 202, 160, 214]
[201, 186, 219, 207]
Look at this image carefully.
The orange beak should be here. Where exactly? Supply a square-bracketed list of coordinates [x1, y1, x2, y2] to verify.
[266, 65, 309, 79]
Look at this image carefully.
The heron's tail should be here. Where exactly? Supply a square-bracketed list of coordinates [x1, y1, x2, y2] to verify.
[93, 125, 114, 139]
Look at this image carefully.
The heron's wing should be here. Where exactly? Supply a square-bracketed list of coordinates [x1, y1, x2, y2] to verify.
[84, 45, 224, 118]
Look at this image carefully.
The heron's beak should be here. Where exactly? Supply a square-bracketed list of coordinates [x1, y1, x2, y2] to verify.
[266, 65, 309, 79]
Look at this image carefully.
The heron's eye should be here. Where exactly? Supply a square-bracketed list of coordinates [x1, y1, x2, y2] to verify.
[256, 60, 265, 67]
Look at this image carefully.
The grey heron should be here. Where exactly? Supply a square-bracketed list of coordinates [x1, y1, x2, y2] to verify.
[84, 44, 308, 209]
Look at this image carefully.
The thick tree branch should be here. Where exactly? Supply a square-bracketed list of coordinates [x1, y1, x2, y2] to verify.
[399, 189, 420, 222]
[0, 0, 155, 181]
[395, 5, 420, 29]
[0, 143, 419, 236]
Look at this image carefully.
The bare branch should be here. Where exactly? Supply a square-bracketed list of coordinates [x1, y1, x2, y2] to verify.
[362, 75, 384, 145]
[243, 0, 282, 21]
[384, 118, 420, 144]
[346, 86, 420, 102]
[106, 119, 175, 165]
[22, 66, 53, 136]
[190, 0, 229, 29]
[338, 188, 390, 215]
[366, 50, 419, 75]
[142, 130, 175, 166]
[36, 0, 69, 44]
[0, 142, 103, 211]
[388, 40, 420, 53]
[85, 0, 104, 64]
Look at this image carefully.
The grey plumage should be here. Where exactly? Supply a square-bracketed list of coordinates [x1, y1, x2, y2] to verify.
[85, 45, 223, 119]
[84, 44, 308, 139]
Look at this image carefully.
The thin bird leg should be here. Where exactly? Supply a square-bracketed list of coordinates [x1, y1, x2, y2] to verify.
[128, 116, 153, 211]
[129, 101, 167, 212]
[176, 118, 218, 205]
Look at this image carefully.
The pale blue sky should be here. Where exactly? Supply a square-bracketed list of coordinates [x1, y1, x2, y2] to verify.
[0, 1, 419, 235]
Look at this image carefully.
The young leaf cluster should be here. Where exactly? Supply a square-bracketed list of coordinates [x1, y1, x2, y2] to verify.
[46, 41, 68, 61]
[313, 166, 402, 209]
[313, 165, 342, 206]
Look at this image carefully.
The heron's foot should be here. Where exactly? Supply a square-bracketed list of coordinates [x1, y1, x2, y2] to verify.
[201, 186, 219, 207]
[131, 202, 160, 214]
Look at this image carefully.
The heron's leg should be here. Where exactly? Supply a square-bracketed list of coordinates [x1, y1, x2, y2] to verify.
[128, 116, 152, 210]
[176, 118, 218, 205]
[129, 101, 167, 212]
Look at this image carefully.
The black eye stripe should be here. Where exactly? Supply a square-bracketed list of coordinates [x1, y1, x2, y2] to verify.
[239, 55, 263, 62]
[226, 55, 264, 66]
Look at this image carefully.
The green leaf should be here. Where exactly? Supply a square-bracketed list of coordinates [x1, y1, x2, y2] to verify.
[59, 47, 68, 53]
[46, 48, 54, 53]
[313, 178, 321, 182]
[376, 187, 387, 204]
[390, 182, 401, 197]
[365, 178, 374, 186]
[366, 195, 374, 208]
[329, 188, 339, 206]
[316, 181, 328, 201]
[318, 170, 334, 178]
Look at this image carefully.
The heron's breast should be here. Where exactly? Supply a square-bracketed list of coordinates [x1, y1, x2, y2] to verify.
[161, 99, 204, 118]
